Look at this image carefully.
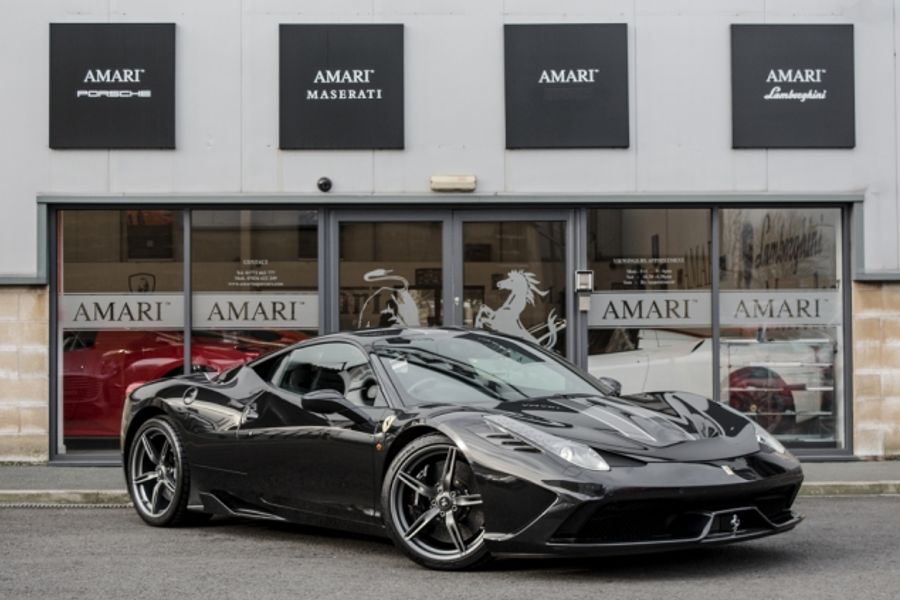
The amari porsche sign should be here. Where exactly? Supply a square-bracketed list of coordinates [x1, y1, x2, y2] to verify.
[49, 23, 176, 149]
[279, 24, 404, 150]
[731, 24, 855, 148]
[504, 24, 629, 149]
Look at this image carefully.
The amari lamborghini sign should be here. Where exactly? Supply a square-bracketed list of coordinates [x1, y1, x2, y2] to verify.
[731, 24, 855, 148]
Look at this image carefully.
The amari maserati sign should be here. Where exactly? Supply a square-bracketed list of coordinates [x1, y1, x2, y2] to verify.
[504, 24, 629, 149]
[280, 24, 404, 150]
[731, 24, 855, 148]
[49, 23, 176, 149]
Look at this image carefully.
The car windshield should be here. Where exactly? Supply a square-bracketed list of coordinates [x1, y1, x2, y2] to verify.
[373, 331, 610, 406]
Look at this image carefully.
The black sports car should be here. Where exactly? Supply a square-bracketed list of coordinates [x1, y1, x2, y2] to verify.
[121, 327, 803, 570]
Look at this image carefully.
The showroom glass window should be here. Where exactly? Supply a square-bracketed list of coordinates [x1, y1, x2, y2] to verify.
[719, 208, 844, 449]
[58, 210, 184, 452]
[191, 210, 318, 372]
[587, 209, 713, 398]
[338, 222, 443, 331]
[462, 221, 567, 355]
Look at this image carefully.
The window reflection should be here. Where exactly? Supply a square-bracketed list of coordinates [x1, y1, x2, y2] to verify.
[463, 221, 567, 354]
[191, 210, 319, 375]
[339, 222, 443, 330]
[587, 209, 713, 399]
[719, 208, 843, 448]
[59, 210, 184, 452]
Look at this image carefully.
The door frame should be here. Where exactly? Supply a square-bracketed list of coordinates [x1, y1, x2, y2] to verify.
[324, 209, 454, 333]
[325, 208, 579, 363]
[450, 209, 578, 362]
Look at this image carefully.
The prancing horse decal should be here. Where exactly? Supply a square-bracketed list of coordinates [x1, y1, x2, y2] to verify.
[358, 269, 422, 328]
[474, 270, 566, 350]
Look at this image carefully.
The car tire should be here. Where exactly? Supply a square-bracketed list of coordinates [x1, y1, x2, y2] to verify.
[382, 433, 491, 570]
[127, 416, 206, 527]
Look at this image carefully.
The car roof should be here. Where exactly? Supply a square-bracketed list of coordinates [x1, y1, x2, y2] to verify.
[245, 328, 544, 370]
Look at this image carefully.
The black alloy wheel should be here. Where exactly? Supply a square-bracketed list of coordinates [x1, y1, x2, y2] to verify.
[127, 416, 203, 526]
[383, 433, 489, 570]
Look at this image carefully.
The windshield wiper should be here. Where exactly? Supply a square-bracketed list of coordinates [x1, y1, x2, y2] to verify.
[524, 393, 602, 402]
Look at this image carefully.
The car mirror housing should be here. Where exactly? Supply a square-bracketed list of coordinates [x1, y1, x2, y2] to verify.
[596, 376, 623, 396]
[302, 389, 371, 424]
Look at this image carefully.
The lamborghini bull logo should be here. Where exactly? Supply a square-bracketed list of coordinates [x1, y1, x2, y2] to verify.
[358, 269, 422, 328]
[474, 270, 566, 350]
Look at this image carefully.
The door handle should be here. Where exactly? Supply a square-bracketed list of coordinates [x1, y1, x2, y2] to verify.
[182, 387, 198, 405]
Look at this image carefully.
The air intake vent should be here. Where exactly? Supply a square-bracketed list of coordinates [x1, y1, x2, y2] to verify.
[484, 432, 540, 452]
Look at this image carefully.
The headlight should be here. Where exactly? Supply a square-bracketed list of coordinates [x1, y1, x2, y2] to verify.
[753, 422, 787, 455]
[484, 414, 610, 471]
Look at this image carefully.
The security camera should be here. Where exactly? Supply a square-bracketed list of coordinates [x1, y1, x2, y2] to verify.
[317, 177, 332, 193]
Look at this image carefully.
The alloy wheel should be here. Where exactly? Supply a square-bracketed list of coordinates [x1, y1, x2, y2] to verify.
[130, 424, 180, 519]
[389, 444, 486, 563]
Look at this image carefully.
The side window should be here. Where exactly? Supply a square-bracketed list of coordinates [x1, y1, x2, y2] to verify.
[275, 343, 384, 407]
[251, 350, 290, 382]
[274, 346, 320, 395]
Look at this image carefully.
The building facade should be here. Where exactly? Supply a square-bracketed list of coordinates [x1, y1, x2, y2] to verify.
[1, 0, 899, 463]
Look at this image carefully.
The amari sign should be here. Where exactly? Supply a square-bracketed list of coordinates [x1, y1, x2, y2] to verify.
[194, 293, 318, 329]
[279, 24, 404, 150]
[60, 294, 184, 330]
[588, 290, 840, 328]
[49, 23, 176, 149]
[504, 24, 629, 149]
[731, 24, 855, 148]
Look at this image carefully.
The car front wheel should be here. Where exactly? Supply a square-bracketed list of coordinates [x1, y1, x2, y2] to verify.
[382, 433, 490, 570]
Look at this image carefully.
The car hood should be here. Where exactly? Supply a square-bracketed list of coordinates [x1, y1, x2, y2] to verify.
[488, 391, 760, 461]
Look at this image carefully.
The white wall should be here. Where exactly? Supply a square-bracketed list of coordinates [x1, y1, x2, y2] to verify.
[0, 0, 897, 275]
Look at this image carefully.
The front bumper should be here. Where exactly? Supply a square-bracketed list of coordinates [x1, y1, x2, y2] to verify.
[522, 506, 803, 557]
[478, 457, 804, 557]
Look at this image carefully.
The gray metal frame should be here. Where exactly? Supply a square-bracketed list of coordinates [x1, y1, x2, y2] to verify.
[44, 198, 858, 464]
[328, 208, 577, 361]
[451, 208, 576, 360]
[325, 208, 454, 334]
[11, 193, 870, 285]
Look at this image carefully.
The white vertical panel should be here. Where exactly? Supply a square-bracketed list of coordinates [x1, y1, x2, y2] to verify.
[373, 10, 506, 193]
[635, 1, 767, 192]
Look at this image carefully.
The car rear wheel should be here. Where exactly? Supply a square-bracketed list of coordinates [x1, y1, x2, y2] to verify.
[382, 433, 490, 570]
[127, 416, 203, 526]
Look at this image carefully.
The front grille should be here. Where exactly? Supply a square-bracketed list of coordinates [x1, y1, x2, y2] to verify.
[551, 484, 799, 544]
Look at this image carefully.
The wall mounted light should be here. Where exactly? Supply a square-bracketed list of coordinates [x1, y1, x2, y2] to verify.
[429, 174, 477, 192]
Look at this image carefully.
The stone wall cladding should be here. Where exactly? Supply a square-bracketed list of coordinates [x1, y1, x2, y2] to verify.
[0, 286, 49, 461]
[853, 282, 900, 457]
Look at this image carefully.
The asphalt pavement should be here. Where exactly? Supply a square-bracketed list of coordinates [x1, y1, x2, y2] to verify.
[0, 497, 897, 600]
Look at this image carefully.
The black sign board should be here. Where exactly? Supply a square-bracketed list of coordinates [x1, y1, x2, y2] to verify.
[504, 24, 629, 149]
[49, 23, 175, 149]
[731, 24, 855, 148]
[280, 24, 404, 150]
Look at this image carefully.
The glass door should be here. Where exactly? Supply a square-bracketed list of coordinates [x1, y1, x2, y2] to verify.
[329, 209, 574, 360]
[452, 211, 572, 358]
[331, 211, 452, 332]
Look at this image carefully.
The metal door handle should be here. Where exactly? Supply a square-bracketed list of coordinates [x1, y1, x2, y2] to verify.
[182, 387, 198, 405]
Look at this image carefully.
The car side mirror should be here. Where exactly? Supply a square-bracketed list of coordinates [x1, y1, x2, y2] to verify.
[596, 376, 622, 396]
[301, 389, 371, 424]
